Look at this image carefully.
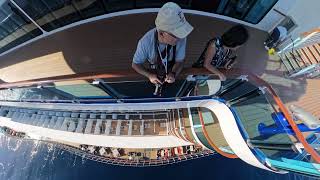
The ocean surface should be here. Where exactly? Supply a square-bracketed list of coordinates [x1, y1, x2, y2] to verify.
[0, 134, 317, 180]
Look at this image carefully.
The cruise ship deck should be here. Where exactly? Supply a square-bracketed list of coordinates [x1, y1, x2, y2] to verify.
[0, 0, 320, 176]
[0, 13, 318, 117]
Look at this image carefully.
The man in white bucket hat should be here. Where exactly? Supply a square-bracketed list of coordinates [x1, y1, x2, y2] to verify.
[132, 2, 193, 89]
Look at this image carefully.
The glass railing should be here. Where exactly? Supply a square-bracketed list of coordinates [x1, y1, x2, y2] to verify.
[0, 86, 70, 101]
[0, 75, 219, 102]
[53, 80, 111, 98]
[217, 70, 320, 176]
[0, 79, 119, 102]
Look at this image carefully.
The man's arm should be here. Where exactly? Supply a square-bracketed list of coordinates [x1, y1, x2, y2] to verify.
[165, 61, 184, 83]
[131, 63, 151, 78]
[171, 61, 184, 77]
[132, 36, 163, 84]
[132, 63, 162, 84]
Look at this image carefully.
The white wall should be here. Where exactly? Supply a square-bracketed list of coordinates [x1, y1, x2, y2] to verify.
[287, 0, 320, 39]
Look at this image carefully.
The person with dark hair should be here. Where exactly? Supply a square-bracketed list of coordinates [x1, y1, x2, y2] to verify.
[193, 25, 249, 81]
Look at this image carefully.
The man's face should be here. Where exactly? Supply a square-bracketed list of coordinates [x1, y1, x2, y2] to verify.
[162, 32, 179, 46]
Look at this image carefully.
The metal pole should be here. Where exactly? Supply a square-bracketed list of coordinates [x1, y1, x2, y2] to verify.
[9, 0, 47, 34]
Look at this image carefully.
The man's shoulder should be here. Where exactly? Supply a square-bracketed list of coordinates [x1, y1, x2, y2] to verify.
[133, 28, 156, 64]
[138, 28, 156, 46]
[177, 37, 186, 46]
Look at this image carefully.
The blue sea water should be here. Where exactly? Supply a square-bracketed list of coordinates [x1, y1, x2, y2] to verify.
[0, 135, 317, 180]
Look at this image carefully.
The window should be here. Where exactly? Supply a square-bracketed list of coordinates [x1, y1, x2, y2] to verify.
[12, 0, 278, 32]
[0, 0, 42, 54]
[0, 0, 278, 54]
[190, 107, 235, 154]
[244, 0, 278, 24]
[13, 0, 106, 31]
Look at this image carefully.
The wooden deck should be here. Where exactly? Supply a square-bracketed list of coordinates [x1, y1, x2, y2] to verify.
[0, 13, 318, 118]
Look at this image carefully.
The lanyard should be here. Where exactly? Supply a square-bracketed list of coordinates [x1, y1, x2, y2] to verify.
[157, 44, 168, 74]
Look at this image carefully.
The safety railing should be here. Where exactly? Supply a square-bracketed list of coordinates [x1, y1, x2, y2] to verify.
[223, 68, 320, 164]
[0, 131, 215, 167]
[59, 144, 215, 167]
[0, 67, 319, 163]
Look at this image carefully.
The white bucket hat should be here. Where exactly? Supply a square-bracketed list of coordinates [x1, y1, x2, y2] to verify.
[155, 2, 193, 39]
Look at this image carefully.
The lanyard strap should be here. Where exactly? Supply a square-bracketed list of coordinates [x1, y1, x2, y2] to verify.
[157, 44, 168, 74]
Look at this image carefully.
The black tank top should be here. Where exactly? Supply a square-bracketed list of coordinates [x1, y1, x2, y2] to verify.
[193, 37, 237, 68]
